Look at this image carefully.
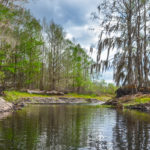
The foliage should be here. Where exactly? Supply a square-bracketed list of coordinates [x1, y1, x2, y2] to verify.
[86, 80, 117, 95]
[41, 22, 93, 92]
[92, 0, 150, 88]
[0, 2, 43, 89]
[0, 1, 116, 96]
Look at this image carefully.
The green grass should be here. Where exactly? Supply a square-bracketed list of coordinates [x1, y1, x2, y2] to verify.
[4, 91, 49, 102]
[122, 96, 150, 107]
[4, 91, 113, 103]
[135, 97, 150, 104]
[66, 93, 113, 101]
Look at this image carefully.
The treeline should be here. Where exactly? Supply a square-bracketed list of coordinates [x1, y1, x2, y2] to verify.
[0, 0, 94, 93]
[93, 0, 150, 88]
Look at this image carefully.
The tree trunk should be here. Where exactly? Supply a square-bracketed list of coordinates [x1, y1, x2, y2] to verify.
[136, 0, 142, 88]
[127, 0, 133, 85]
[143, 3, 148, 87]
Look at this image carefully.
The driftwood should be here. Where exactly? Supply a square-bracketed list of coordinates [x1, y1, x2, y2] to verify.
[27, 89, 64, 96]
[27, 89, 45, 94]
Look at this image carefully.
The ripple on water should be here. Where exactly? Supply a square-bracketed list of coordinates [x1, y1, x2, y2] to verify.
[0, 105, 149, 150]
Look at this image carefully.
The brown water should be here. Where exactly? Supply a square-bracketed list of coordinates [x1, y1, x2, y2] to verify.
[0, 104, 150, 150]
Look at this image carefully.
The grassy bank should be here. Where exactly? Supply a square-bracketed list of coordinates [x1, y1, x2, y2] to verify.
[4, 91, 50, 102]
[65, 93, 113, 101]
[123, 95, 150, 106]
[107, 94, 150, 107]
[3, 91, 113, 103]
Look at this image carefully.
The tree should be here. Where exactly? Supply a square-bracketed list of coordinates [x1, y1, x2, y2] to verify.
[0, 2, 43, 88]
[92, 0, 150, 88]
[0, 1, 98, 95]
[44, 21, 65, 90]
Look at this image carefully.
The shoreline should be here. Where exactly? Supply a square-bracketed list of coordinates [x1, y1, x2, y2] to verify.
[1, 93, 150, 116]
[13, 97, 104, 109]
[0, 96, 104, 113]
[104, 93, 150, 113]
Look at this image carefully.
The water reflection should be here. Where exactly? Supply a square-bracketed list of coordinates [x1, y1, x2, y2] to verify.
[113, 110, 150, 150]
[0, 105, 149, 150]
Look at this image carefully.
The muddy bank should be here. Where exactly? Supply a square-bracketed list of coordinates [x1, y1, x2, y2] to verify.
[0, 96, 104, 118]
[0, 97, 13, 119]
[126, 103, 150, 112]
[10, 97, 103, 110]
[104, 93, 150, 112]
[15, 97, 103, 105]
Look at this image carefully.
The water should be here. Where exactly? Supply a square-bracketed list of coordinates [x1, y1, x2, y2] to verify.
[0, 105, 150, 150]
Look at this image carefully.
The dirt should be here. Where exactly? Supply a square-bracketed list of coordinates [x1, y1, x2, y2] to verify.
[104, 93, 150, 112]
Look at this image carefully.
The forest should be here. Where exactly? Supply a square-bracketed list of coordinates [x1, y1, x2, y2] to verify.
[1, 0, 150, 95]
[0, 0, 117, 95]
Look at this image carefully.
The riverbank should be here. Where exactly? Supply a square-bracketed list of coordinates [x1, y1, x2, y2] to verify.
[4, 91, 112, 102]
[0, 91, 112, 112]
[0, 97, 13, 113]
[2, 91, 150, 113]
[104, 93, 150, 112]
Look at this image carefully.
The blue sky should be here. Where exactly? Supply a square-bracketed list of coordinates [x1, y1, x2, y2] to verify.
[25, 0, 114, 83]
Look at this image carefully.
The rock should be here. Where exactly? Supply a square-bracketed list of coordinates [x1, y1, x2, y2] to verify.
[18, 102, 25, 107]
[0, 98, 13, 112]
[14, 102, 27, 110]
[0, 111, 12, 120]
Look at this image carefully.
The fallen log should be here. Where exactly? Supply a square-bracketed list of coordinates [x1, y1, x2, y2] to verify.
[27, 89, 45, 94]
[27, 89, 64, 96]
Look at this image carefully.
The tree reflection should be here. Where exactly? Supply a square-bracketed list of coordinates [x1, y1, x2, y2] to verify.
[113, 110, 150, 150]
[0, 105, 150, 150]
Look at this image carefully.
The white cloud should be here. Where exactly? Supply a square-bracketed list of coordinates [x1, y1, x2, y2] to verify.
[66, 33, 73, 40]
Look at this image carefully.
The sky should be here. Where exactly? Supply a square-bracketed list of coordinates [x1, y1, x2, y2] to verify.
[25, 0, 114, 83]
